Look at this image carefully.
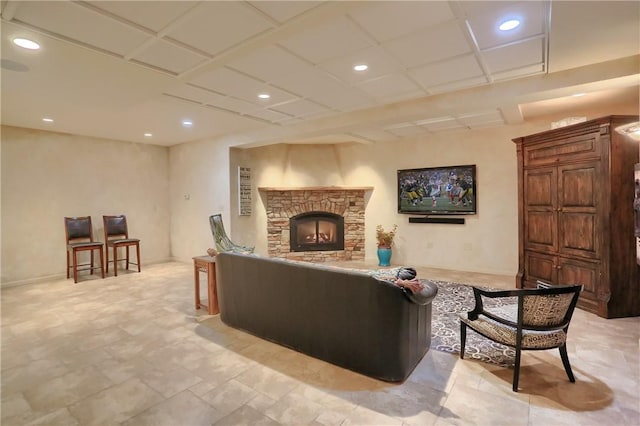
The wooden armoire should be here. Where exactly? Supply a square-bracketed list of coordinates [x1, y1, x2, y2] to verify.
[513, 115, 640, 318]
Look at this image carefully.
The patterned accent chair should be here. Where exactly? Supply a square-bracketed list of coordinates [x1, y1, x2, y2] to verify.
[209, 214, 254, 254]
[459, 284, 582, 392]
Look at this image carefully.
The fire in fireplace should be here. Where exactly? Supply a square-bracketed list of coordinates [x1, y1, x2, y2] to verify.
[290, 211, 344, 252]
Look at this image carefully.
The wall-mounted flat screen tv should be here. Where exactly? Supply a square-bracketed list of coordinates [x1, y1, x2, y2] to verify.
[398, 164, 477, 215]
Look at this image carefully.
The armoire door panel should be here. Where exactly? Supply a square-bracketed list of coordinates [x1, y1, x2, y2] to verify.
[525, 212, 556, 250]
[524, 169, 555, 208]
[559, 212, 599, 258]
[525, 251, 556, 283]
[557, 257, 599, 297]
[558, 164, 598, 208]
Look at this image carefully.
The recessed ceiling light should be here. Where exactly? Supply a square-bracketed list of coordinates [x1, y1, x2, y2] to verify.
[258, 93, 270, 99]
[182, 120, 193, 127]
[353, 64, 368, 72]
[498, 19, 520, 31]
[144, 133, 152, 137]
[572, 93, 586, 97]
[42, 117, 53, 122]
[13, 38, 40, 50]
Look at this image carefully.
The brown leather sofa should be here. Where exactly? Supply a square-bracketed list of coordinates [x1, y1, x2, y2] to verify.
[215, 252, 438, 382]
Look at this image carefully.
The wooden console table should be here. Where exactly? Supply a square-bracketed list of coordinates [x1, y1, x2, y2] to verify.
[193, 255, 219, 315]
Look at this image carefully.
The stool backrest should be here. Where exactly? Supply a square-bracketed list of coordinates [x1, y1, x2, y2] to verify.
[64, 216, 95, 243]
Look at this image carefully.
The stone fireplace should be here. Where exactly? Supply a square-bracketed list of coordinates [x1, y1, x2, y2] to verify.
[259, 187, 372, 262]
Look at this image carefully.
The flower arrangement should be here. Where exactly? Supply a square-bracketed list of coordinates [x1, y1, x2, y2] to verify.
[376, 224, 398, 248]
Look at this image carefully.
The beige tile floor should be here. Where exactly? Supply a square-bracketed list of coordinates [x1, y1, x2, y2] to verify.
[1, 261, 638, 426]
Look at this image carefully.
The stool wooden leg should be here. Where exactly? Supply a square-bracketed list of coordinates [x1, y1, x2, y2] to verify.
[105, 245, 110, 274]
[113, 246, 118, 277]
[99, 246, 105, 278]
[73, 250, 79, 283]
[194, 264, 200, 309]
[136, 243, 141, 272]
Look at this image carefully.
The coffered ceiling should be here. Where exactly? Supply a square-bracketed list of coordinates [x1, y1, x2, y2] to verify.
[1, 1, 638, 147]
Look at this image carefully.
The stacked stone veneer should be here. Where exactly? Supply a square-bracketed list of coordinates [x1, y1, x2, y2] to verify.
[261, 188, 368, 262]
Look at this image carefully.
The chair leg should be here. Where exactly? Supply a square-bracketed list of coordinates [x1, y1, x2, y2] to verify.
[559, 344, 575, 382]
[113, 246, 118, 277]
[90, 250, 95, 275]
[513, 347, 522, 392]
[126, 246, 130, 270]
[136, 243, 141, 272]
[73, 250, 79, 284]
[66, 250, 70, 279]
[99, 246, 105, 279]
[459, 321, 466, 359]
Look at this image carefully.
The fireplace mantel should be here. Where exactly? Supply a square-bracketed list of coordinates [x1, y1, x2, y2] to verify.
[259, 186, 373, 192]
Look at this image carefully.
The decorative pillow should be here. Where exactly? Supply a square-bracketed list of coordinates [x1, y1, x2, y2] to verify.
[397, 267, 417, 281]
[368, 267, 402, 283]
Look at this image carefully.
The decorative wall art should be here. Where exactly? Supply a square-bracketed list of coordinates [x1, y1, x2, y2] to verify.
[238, 166, 251, 216]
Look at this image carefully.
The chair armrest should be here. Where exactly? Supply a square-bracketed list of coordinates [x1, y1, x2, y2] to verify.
[466, 286, 520, 323]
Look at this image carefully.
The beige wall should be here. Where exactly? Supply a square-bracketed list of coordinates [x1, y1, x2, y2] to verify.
[1, 126, 171, 286]
[168, 138, 236, 262]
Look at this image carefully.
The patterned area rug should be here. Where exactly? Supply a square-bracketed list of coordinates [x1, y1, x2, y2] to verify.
[429, 280, 516, 368]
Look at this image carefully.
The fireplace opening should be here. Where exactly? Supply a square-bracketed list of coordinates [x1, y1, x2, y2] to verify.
[290, 211, 344, 252]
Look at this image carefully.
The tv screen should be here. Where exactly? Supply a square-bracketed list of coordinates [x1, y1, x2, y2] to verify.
[398, 164, 477, 215]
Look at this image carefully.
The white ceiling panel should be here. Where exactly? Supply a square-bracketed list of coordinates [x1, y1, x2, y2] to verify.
[167, 1, 274, 56]
[349, 1, 455, 43]
[464, 1, 546, 50]
[428, 76, 490, 94]
[164, 85, 228, 106]
[248, 1, 323, 24]
[190, 67, 298, 106]
[417, 116, 465, 132]
[483, 38, 543, 74]
[13, 1, 149, 56]
[492, 63, 544, 81]
[205, 96, 262, 115]
[226, 45, 314, 84]
[91, 1, 198, 32]
[410, 55, 483, 89]
[271, 98, 331, 117]
[355, 74, 423, 100]
[387, 125, 428, 137]
[268, 67, 347, 98]
[246, 108, 292, 122]
[350, 128, 399, 143]
[457, 110, 504, 127]
[132, 39, 205, 74]
[309, 87, 375, 112]
[318, 46, 405, 84]
[383, 22, 472, 68]
[279, 16, 373, 64]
